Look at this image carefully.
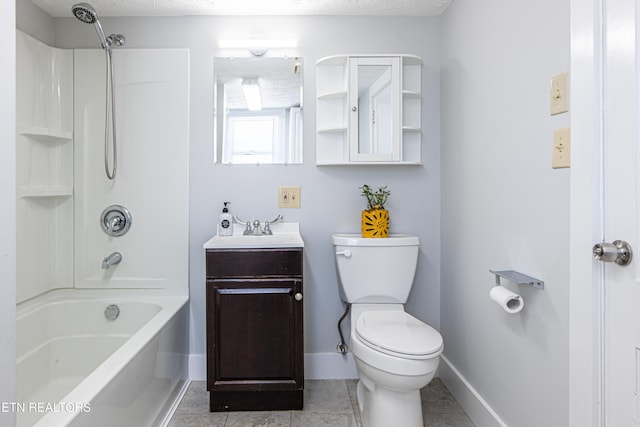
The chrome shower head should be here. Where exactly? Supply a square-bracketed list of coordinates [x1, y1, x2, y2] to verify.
[71, 3, 110, 50]
[72, 3, 98, 24]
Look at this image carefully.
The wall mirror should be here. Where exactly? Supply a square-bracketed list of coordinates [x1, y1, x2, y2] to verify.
[349, 57, 400, 162]
[214, 57, 303, 164]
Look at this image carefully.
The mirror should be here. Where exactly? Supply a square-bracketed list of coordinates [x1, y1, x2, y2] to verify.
[349, 57, 400, 162]
[214, 57, 303, 164]
[357, 64, 393, 155]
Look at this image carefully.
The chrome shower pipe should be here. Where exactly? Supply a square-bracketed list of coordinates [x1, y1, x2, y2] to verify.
[71, 3, 125, 180]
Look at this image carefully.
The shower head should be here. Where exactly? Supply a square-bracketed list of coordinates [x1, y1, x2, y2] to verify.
[71, 2, 97, 24]
[71, 3, 110, 50]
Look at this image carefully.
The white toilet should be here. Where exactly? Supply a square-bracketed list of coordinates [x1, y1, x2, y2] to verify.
[332, 233, 443, 427]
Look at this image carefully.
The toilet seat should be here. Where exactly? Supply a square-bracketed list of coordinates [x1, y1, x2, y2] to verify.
[356, 311, 443, 359]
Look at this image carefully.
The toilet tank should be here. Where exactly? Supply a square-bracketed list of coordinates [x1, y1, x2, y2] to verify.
[332, 234, 419, 304]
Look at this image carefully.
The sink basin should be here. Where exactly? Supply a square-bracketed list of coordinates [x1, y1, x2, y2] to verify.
[203, 222, 304, 249]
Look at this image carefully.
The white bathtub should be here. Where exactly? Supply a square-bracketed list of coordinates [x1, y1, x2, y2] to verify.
[16, 290, 189, 427]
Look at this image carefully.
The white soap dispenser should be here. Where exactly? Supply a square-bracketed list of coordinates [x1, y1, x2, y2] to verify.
[218, 202, 232, 236]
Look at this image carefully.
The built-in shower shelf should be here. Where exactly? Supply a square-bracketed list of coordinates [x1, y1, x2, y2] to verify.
[18, 186, 73, 198]
[18, 126, 73, 142]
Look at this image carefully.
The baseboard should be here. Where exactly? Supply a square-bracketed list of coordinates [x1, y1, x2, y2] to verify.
[439, 355, 507, 427]
[189, 354, 206, 381]
[188, 352, 358, 381]
[304, 352, 358, 379]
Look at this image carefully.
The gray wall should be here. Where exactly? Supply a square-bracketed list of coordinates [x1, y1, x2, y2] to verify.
[50, 15, 442, 372]
[16, 0, 53, 45]
[440, 0, 570, 426]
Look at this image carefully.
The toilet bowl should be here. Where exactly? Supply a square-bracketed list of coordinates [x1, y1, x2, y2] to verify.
[349, 305, 443, 427]
[332, 234, 444, 427]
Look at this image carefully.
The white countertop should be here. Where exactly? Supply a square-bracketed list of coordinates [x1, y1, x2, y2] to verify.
[203, 222, 304, 249]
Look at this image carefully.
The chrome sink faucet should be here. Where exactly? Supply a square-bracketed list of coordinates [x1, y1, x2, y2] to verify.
[102, 251, 122, 269]
[234, 214, 284, 235]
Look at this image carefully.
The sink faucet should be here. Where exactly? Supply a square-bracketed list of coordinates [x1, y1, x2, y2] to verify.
[236, 214, 284, 236]
[102, 252, 122, 269]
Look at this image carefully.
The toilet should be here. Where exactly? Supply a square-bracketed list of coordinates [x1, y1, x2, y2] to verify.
[332, 233, 443, 427]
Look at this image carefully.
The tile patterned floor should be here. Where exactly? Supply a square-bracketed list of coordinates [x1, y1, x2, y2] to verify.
[168, 379, 475, 427]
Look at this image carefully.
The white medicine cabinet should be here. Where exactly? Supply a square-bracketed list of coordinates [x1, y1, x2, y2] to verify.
[315, 54, 422, 165]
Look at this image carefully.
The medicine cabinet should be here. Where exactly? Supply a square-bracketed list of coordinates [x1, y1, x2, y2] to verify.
[315, 54, 422, 165]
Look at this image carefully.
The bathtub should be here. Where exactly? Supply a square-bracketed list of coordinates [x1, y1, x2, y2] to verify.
[16, 289, 189, 427]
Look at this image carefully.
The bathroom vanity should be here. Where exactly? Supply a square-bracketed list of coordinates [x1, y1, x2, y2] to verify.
[203, 224, 304, 411]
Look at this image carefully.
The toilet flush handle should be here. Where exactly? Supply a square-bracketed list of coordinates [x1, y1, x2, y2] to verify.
[335, 249, 352, 258]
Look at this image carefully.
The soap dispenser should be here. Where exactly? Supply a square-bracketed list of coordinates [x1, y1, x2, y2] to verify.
[218, 202, 232, 236]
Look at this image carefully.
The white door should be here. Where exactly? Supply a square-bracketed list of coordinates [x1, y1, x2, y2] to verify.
[600, 0, 640, 424]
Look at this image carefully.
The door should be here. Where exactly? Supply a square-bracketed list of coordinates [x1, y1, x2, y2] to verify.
[599, 0, 640, 424]
[208, 278, 303, 390]
[348, 57, 401, 162]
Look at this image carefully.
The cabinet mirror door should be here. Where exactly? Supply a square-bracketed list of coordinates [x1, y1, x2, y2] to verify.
[349, 57, 401, 162]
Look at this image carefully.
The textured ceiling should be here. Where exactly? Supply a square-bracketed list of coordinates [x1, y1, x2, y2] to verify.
[31, 0, 452, 17]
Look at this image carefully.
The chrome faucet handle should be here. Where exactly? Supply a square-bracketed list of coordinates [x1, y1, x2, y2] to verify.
[110, 216, 123, 231]
[243, 221, 252, 235]
[263, 221, 272, 235]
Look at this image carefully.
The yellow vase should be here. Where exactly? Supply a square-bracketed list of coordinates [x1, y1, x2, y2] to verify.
[361, 208, 389, 238]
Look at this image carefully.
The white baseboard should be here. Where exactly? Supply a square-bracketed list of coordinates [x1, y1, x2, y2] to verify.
[188, 352, 358, 381]
[305, 352, 358, 379]
[439, 355, 507, 427]
[189, 354, 206, 381]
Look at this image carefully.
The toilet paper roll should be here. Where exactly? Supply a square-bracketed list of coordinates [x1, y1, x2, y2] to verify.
[489, 286, 524, 314]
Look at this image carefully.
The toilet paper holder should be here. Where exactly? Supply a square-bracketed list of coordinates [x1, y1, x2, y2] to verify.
[489, 270, 544, 290]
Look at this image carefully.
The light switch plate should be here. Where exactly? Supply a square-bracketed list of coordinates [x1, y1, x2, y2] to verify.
[552, 128, 571, 169]
[550, 72, 569, 115]
[278, 186, 301, 208]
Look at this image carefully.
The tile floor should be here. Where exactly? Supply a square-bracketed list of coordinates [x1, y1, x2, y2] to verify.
[168, 379, 475, 427]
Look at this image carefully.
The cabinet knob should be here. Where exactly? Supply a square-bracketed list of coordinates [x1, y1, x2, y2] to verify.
[294, 292, 303, 301]
[352, 106, 357, 112]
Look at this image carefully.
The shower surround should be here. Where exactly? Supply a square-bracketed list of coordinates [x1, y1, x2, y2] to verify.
[16, 31, 190, 426]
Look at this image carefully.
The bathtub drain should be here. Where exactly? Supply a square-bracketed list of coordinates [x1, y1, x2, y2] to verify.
[104, 304, 120, 321]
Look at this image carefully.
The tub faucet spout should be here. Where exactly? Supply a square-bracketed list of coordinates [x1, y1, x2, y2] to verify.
[102, 252, 122, 269]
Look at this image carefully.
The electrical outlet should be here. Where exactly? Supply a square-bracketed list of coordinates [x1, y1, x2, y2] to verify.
[278, 186, 301, 208]
[552, 128, 571, 169]
[550, 72, 569, 115]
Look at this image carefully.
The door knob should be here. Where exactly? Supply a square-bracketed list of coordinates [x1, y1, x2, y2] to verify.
[593, 240, 633, 266]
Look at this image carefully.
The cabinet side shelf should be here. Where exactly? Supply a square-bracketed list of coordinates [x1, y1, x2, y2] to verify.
[317, 126, 348, 134]
[317, 161, 422, 166]
[402, 90, 421, 98]
[402, 126, 422, 132]
[317, 91, 347, 99]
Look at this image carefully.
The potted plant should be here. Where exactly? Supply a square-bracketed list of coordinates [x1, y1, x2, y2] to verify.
[360, 184, 391, 238]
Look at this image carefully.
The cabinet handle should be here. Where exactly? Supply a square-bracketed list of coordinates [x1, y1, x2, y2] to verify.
[294, 293, 303, 301]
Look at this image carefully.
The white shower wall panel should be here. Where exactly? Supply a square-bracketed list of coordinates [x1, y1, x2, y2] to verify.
[74, 49, 189, 292]
[16, 31, 74, 303]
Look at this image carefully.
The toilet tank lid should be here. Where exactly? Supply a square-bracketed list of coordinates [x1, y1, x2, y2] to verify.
[331, 233, 419, 247]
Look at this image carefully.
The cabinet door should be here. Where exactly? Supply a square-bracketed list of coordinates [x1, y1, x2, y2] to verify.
[207, 278, 303, 391]
[349, 57, 401, 162]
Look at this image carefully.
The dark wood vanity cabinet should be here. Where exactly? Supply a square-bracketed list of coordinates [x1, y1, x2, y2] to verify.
[205, 248, 304, 411]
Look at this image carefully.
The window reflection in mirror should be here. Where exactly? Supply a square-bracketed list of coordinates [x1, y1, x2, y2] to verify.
[214, 57, 303, 164]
